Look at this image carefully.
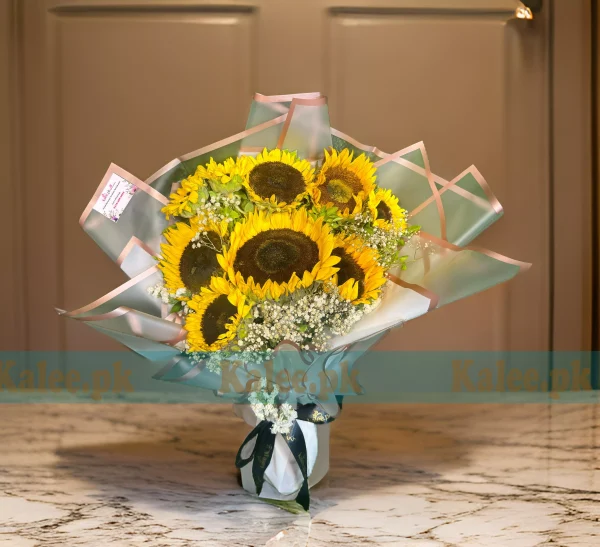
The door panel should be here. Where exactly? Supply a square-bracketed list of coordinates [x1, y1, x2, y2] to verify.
[326, 6, 549, 350]
[22, 1, 255, 349]
[60, 9, 254, 350]
[17, 0, 549, 352]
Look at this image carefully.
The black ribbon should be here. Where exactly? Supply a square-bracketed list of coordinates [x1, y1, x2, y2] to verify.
[235, 399, 342, 511]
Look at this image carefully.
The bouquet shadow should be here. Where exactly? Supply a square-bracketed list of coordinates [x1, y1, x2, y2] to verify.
[53, 405, 469, 520]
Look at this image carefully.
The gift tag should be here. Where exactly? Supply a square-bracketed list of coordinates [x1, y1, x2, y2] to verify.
[92, 172, 137, 222]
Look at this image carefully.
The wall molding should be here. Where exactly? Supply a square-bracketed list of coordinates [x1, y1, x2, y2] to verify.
[551, 0, 593, 352]
[0, 1, 26, 349]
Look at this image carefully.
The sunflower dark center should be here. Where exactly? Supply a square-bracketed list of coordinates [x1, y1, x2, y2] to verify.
[234, 228, 319, 284]
[332, 248, 365, 298]
[179, 231, 222, 293]
[249, 161, 306, 203]
[201, 294, 236, 346]
[320, 166, 363, 210]
[376, 201, 392, 221]
[326, 179, 354, 204]
[255, 239, 300, 274]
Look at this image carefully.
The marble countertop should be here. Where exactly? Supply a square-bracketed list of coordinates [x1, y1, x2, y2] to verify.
[0, 401, 598, 546]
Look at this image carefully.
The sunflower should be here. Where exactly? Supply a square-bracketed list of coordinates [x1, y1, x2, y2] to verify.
[158, 217, 229, 298]
[244, 149, 315, 208]
[368, 188, 408, 231]
[162, 157, 252, 219]
[161, 164, 212, 219]
[185, 276, 252, 352]
[311, 149, 376, 217]
[330, 235, 387, 305]
[217, 209, 340, 299]
[205, 156, 253, 186]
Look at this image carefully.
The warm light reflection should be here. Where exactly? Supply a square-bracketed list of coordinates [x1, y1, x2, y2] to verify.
[515, 4, 534, 20]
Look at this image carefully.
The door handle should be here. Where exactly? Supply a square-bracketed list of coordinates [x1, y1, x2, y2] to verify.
[515, 0, 542, 19]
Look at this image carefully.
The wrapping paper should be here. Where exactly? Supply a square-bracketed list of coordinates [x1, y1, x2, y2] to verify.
[235, 404, 330, 501]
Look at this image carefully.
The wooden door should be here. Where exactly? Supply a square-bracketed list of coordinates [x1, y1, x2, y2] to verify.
[2, 0, 563, 352]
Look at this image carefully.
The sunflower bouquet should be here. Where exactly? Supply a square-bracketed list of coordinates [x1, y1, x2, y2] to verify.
[157, 147, 412, 359]
[61, 92, 529, 510]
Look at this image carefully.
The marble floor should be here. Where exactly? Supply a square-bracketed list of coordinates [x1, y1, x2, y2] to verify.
[0, 401, 598, 546]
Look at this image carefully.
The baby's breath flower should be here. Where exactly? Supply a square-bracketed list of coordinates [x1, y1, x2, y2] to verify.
[239, 283, 373, 353]
[337, 210, 417, 270]
[147, 281, 188, 306]
[249, 380, 297, 435]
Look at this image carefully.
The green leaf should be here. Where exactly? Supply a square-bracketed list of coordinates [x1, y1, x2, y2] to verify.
[198, 186, 210, 200]
[243, 201, 255, 213]
[170, 301, 182, 314]
[230, 174, 244, 187]
[263, 498, 307, 514]
[207, 179, 219, 191]
[209, 175, 243, 194]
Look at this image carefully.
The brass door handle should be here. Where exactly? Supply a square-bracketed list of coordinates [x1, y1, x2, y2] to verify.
[516, 0, 542, 20]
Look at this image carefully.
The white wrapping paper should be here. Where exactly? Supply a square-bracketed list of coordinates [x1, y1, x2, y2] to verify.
[234, 404, 330, 501]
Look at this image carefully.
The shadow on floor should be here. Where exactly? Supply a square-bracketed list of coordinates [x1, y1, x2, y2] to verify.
[54, 404, 470, 521]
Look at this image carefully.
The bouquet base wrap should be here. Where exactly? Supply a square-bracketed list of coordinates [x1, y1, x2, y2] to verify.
[235, 404, 329, 503]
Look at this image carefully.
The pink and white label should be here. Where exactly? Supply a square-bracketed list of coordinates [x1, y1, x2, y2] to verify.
[92, 172, 137, 222]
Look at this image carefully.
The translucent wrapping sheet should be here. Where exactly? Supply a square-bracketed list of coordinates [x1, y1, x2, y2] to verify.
[62, 92, 529, 400]
[79, 164, 168, 269]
